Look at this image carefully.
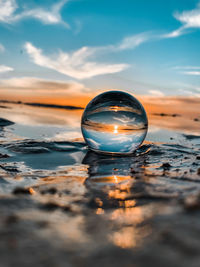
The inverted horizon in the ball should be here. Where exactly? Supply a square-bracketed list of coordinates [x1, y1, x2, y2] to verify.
[81, 91, 148, 155]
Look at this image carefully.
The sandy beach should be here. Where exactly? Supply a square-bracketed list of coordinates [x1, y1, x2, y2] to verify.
[0, 97, 200, 266]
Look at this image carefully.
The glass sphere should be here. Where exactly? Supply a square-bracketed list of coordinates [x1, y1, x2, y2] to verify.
[81, 91, 148, 155]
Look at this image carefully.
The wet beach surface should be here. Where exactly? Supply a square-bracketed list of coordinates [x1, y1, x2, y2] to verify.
[1, 101, 200, 267]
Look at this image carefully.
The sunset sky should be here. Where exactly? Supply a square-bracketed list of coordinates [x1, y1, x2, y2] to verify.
[0, 0, 200, 103]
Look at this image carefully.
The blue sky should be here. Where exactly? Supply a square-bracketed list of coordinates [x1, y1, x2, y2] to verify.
[0, 0, 200, 97]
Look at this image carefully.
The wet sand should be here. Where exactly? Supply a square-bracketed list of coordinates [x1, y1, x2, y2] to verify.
[0, 98, 200, 267]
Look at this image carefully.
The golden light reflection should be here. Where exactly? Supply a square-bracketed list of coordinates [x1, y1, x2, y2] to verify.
[87, 105, 142, 115]
[113, 175, 118, 183]
[110, 106, 119, 112]
[96, 208, 104, 215]
[95, 197, 103, 207]
[119, 200, 136, 208]
[90, 175, 132, 185]
[83, 120, 146, 133]
[109, 206, 151, 249]
[110, 227, 137, 248]
[111, 207, 144, 225]
[28, 187, 36, 195]
[108, 179, 132, 200]
[108, 189, 129, 200]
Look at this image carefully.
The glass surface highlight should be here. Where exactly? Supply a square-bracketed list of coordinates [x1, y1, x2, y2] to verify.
[81, 91, 148, 155]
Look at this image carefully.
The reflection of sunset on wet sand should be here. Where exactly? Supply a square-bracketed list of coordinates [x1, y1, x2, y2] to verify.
[1, 0, 200, 265]
[1, 93, 200, 133]
[1, 90, 200, 266]
[140, 96, 200, 133]
[1, 88, 200, 260]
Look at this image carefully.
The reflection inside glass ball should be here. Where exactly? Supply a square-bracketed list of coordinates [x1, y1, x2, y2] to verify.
[81, 91, 148, 155]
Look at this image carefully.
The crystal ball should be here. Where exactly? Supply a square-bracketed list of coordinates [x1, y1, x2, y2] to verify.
[81, 91, 148, 155]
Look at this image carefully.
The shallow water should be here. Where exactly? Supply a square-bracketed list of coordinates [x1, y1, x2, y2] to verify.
[1, 103, 200, 267]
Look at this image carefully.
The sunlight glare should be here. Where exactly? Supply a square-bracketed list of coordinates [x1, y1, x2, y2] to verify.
[114, 125, 118, 134]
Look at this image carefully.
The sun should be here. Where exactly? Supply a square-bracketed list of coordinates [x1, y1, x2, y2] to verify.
[113, 125, 118, 134]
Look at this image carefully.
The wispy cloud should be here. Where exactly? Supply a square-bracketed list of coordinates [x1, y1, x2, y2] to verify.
[0, 76, 89, 94]
[148, 90, 165, 96]
[0, 43, 5, 52]
[163, 2, 200, 38]
[0, 65, 13, 73]
[24, 42, 129, 79]
[113, 115, 136, 124]
[163, 26, 187, 38]
[23, 32, 152, 80]
[174, 66, 200, 76]
[0, 0, 69, 28]
[172, 66, 200, 70]
[176, 82, 200, 96]
[96, 32, 151, 53]
[182, 71, 200, 76]
[0, 0, 17, 23]
[115, 32, 150, 50]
